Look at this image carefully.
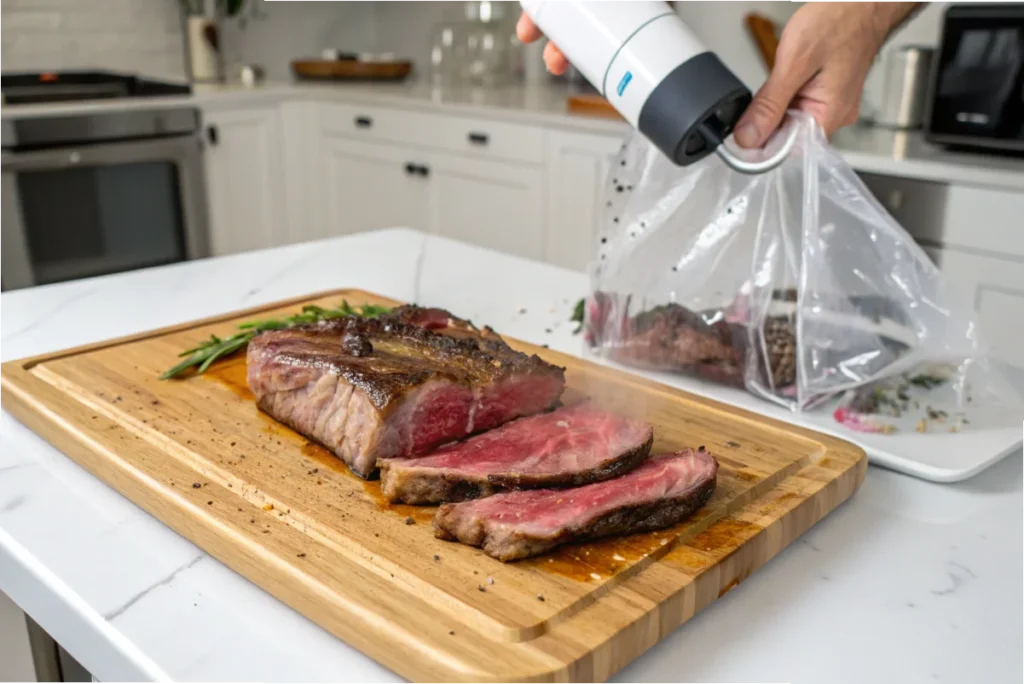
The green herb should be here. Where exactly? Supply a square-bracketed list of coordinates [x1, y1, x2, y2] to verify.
[160, 300, 390, 380]
[908, 373, 947, 389]
[570, 298, 585, 335]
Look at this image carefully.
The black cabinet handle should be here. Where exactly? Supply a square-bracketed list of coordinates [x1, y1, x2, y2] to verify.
[468, 132, 489, 145]
[355, 116, 373, 128]
[206, 125, 218, 145]
[405, 163, 430, 177]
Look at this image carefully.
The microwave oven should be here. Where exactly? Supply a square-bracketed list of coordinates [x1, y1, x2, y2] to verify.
[924, 3, 1024, 153]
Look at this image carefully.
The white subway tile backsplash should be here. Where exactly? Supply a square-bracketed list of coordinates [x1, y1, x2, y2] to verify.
[3, 10, 63, 31]
[1, 0, 186, 80]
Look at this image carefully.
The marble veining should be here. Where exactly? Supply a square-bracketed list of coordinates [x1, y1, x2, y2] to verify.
[0, 228, 1020, 683]
[1, 495, 27, 513]
[930, 561, 977, 597]
[1, 285, 99, 343]
[238, 245, 319, 303]
[104, 554, 206, 622]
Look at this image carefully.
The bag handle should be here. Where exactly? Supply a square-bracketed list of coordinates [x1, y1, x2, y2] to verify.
[711, 115, 799, 174]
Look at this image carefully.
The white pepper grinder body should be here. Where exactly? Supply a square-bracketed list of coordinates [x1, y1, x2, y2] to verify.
[519, 0, 753, 167]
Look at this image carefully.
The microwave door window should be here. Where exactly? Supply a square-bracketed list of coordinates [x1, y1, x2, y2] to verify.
[937, 26, 1024, 136]
[17, 161, 185, 285]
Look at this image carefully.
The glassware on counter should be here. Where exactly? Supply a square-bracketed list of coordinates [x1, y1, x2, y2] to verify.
[430, 1, 521, 86]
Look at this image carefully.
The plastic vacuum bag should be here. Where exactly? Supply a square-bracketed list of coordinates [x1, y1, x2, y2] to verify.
[584, 110, 1016, 422]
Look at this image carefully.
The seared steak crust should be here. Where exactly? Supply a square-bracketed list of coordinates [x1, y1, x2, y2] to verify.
[247, 305, 566, 478]
[433, 449, 718, 561]
[253, 309, 558, 410]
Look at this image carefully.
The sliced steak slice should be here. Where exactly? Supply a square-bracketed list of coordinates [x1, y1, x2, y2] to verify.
[379, 403, 654, 504]
[433, 448, 718, 561]
[247, 305, 566, 478]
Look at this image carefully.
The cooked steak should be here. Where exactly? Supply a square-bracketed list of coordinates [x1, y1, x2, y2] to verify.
[586, 292, 796, 389]
[247, 305, 566, 478]
[379, 403, 654, 504]
[433, 448, 718, 561]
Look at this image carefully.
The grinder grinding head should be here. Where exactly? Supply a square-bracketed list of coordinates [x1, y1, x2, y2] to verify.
[637, 52, 752, 166]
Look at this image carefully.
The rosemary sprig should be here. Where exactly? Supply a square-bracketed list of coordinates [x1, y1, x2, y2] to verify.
[570, 298, 585, 335]
[160, 300, 391, 380]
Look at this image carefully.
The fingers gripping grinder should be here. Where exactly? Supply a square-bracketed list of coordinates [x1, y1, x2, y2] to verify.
[520, 0, 794, 173]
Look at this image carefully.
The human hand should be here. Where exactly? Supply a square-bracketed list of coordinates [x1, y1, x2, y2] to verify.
[733, 2, 920, 148]
[518, 3, 919, 149]
[516, 13, 569, 75]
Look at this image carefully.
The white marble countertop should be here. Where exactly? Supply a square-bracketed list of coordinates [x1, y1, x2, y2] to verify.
[4, 79, 1023, 191]
[1, 229, 1021, 683]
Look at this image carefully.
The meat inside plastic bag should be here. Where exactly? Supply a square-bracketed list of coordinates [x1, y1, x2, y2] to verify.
[585, 111, 1019, 423]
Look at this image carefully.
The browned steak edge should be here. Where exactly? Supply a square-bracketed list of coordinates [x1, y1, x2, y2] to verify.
[432, 462, 718, 562]
[378, 464, 498, 504]
[379, 429, 653, 505]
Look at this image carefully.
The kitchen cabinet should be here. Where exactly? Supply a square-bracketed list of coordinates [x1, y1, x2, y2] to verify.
[860, 172, 1024, 369]
[857, 172, 1024, 259]
[544, 129, 626, 270]
[317, 136, 429, 238]
[201, 104, 288, 256]
[314, 132, 546, 260]
[426, 153, 546, 260]
[927, 246, 1024, 369]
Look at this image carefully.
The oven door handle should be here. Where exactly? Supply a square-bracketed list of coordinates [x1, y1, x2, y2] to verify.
[1, 135, 203, 172]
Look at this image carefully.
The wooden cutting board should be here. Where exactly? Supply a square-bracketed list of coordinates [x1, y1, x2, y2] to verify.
[0, 289, 866, 682]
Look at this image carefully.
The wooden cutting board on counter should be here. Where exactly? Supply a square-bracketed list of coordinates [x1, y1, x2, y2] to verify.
[1, 289, 866, 682]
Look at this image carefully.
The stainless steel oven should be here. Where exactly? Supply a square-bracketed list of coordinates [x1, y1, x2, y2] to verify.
[1, 107, 210, 291]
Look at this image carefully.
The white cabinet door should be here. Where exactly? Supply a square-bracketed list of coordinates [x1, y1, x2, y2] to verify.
[928, 246, 1024, 370]
[202, 106, 287, 256]
[544, 129, 626, 271]
[318, 135, 429, 239]
[425, 154, 546, 261]
[279, 100, 319, 246]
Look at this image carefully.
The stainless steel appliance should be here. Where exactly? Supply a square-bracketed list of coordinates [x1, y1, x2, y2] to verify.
[925, 3, 1024, 153]
[874, 45, 935, 129]
[1, 72, 210, 292]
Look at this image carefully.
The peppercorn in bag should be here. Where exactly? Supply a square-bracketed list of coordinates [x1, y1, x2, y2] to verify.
[585, 111, 1013, 415]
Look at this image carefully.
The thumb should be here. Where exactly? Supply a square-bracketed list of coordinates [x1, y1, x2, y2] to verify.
[734, 61, 814, 149]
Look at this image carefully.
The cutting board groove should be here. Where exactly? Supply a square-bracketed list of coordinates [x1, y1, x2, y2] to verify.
[1, 289, 866, 682]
